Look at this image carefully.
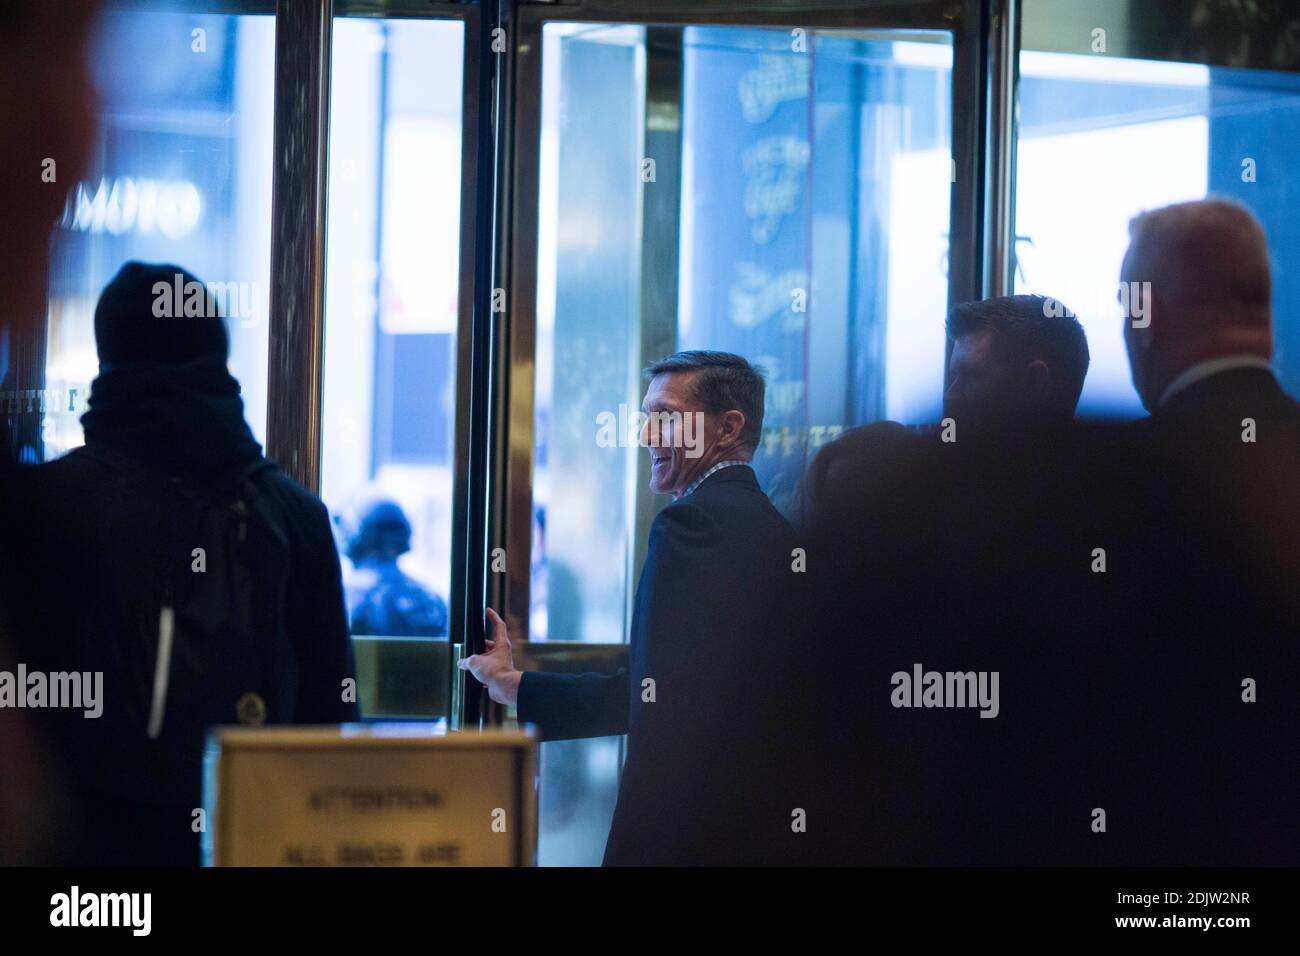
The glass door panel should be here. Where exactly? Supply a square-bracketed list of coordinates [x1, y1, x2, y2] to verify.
[519, 16, 958, 866]
[321, 14, 470, 722]
[42, 7, 276, 462]
[1014, 50, 1300, 416]
[533, 24, 954, 641]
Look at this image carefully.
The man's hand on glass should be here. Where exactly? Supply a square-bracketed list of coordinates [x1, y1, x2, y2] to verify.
[458, 607, 522, 707]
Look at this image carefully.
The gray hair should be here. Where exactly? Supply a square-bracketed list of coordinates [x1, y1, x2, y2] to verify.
[643, 350, 766, 452]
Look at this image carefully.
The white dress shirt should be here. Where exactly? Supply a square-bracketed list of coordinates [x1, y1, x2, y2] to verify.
[1157, 354, 1273, 408]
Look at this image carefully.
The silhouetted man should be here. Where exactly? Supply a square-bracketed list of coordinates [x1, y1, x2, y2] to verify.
[1109, 198, 1300, 863]
[803, 295, 1088, 528]
[462, 350, 796, 865]
[944, 294, 1090, 433]
[799, 296, 1099, 864]
[17, 262, 360, 865]
[809, 292, 1091, 537]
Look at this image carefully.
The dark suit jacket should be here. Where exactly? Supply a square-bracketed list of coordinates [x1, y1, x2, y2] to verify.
[795, 371, 1300, 865]
[1108, 367, 1300, 864]
[518, 464, 796, 865]
[801, 419, 1092, 864]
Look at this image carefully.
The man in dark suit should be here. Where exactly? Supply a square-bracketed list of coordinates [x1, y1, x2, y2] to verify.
[1108, 198, 1300, 863]
[800, 294, 1090, 531]
[798, 296, 1103, 865]
[462, 350, 796, 865]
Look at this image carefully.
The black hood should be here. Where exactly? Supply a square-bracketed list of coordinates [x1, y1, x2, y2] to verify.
[80, 354, 264, 489]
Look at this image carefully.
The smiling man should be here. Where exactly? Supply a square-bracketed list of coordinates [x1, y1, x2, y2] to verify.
[462, 350, 796, 865]
[639, 354, 751, 496]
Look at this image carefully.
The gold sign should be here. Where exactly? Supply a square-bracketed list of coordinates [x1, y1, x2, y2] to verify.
[204, 724, 537, 866]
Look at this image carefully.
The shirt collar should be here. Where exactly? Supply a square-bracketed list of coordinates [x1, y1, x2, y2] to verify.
[1158, 355, 1273, 408]
[678, 459, 750, 499]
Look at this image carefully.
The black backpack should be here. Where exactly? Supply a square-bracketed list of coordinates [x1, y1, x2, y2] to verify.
[65, 444, 298, 808]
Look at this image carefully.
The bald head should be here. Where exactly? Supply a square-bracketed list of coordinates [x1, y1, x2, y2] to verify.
[1120, 199, 1273, 410]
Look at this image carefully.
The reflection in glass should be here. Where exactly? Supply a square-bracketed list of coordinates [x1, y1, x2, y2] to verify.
[678, 30, 953, 504]
[1015, 52, 1300, 416]
[43, 11, 275, 461]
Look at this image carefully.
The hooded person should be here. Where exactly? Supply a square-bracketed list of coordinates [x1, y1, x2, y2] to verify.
[80, 262, 264, 488]
[13, 261, 360, 865]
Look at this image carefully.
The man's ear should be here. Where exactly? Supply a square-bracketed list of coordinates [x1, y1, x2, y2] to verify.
[1025, 358, 1050, 393]
[718, 409, 747, 451]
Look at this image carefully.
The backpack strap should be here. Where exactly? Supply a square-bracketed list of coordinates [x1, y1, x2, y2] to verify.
[232, 459, 290, 553]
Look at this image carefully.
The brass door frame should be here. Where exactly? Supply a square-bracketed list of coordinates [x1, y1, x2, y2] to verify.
[261, 0, 485, 721]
